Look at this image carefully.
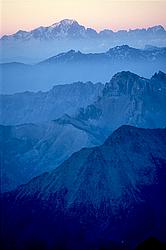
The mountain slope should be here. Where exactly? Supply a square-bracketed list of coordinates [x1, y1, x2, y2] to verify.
[0, 121, 102, 192]
[1, 126, 166, 250]
[14, 126, 166, 205]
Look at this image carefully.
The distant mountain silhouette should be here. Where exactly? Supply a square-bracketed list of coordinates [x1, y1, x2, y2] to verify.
[136, 237, 166, 250]
[1, 19, 165, 42]
[1, 45, 166, 94]
[1, 19, 166, 63]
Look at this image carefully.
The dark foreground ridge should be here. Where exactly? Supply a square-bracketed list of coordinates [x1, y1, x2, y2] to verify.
[1, 126, 166, 250]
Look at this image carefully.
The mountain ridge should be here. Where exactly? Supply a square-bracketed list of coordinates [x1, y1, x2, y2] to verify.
[1, 45, 166, 94]
[39, 45, 166, 64]
[1, 19, 165, 41]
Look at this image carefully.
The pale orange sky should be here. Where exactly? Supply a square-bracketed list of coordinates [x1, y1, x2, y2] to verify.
[0, 0, 166, 36]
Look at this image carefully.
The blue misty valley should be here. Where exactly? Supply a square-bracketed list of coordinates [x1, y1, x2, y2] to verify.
[0, 19, 166, 250]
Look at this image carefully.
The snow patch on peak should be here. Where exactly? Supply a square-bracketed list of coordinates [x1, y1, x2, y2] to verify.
[60, 19, 78, 25]
[108, 44, 136, 53]
[50, 19, 78, 28]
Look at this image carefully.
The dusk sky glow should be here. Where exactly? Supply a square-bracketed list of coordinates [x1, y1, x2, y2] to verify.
[0, 0, 166, 36]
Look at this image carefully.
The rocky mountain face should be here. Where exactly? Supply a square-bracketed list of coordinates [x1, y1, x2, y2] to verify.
[0, 81, 103, 125]
[76, 71, 166, 133]
[1, 45, 166, 94]
[1, 71, 166, 191]
[1, 19, 166, 63]
[1, 126, 166, 250]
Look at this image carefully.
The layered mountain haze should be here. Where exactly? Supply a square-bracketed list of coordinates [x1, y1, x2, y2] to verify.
[41, 45, 166, 64]
[1, 13, 166, 249]
[1, 19, 166, 63]
[1, 126, 166, 250]
[0, 81, 104, 191]
[1, 71, 166, 191]
[1, 45, 166, 94]
[2, 71, 165, 128]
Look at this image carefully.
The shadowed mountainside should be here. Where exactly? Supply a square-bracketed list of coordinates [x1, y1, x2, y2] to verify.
[1, 126, 166, 250]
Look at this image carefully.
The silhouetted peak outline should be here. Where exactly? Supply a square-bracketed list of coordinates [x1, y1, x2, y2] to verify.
[103, 71, 148, 97]
[1, 20, 165, 41]
[51, 19, 79, 27]
[147, 25, 165, 32]
[152, 70, 166, 80]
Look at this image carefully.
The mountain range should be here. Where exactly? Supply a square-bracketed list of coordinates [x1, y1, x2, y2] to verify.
[1, 19, 166, 63]
[1, 71, 166, 191]
[1, 125, 166, 250]
[1, 17, 166, 250]
[1, 45, 166, 94]
[2, 19, 166, 42]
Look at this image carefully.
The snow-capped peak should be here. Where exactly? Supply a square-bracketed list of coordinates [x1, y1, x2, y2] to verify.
[60, 19, 78, 26]
[50, 19, 78, 28]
